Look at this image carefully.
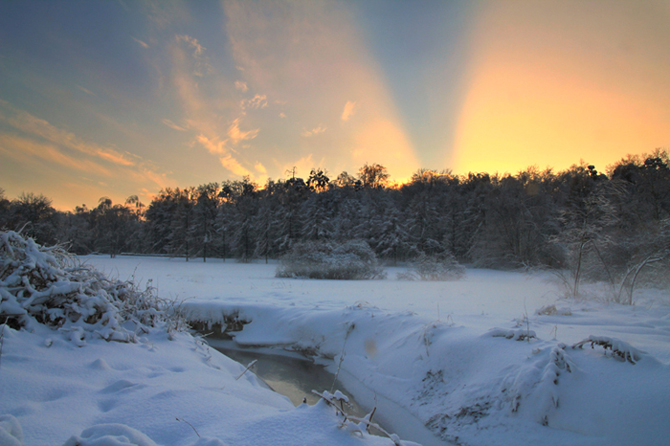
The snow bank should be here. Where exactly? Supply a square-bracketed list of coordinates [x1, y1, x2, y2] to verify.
[1, 323, 407, 446]
[181, 301, 670, 446]
[0, 233, 410, 446]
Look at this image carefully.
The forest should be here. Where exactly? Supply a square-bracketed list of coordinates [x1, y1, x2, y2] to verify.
[2, 150, 670, 301]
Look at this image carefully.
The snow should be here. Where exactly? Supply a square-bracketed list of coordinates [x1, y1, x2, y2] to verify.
[0, 320, 398, 446]
[3, 253, 670, 446]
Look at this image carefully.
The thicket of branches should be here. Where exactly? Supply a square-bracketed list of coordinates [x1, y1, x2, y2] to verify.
[0, 230, 165, 344]
[2, 152, 670, 300]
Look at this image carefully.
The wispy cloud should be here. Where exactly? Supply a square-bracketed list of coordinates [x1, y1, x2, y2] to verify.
[223, 1, 420, 180]
[241, 94, 268, 110]
[196, 134, 227, 155]
[0, 134, 112, 176]
[0, 101, 170, 193]
[227, 118, 259, 143]
[96, 149, 134, 166]
[176, 34, 204, 56]
[235, 80, 248, 92]
[220, 153, 252, 177]
[254, 162, 267, 174]
[162, 118, 187, 131]
[341, 100, 357, 121]
[132, 36, 150, 49]
[300, 125, 326, 137]
[0, 101, 135, 167]
[169, 32, 259, 180]
[77, 85, 95, 96]
[195, 131, 257, 178]
[175, 34, 212, 77]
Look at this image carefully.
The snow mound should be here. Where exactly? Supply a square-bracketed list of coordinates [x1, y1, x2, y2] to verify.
[0, 415, 24, 446]
[62, 424, 158, 446]
[0, 231, 163, 345]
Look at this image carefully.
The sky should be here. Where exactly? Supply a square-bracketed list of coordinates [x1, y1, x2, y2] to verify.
[0, 0, 669, 211]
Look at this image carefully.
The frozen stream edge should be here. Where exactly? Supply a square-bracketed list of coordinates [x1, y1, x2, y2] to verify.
[333, 367, 451, 446]
[205, 338, 451, 446]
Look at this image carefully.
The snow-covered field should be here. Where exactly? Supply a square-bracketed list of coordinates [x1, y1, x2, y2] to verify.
[3, 254, 670, 446]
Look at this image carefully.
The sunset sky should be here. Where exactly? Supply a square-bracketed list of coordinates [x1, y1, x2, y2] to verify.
[1, 0, 669, 210]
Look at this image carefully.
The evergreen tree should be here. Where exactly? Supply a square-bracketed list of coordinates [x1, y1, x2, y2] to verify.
[192, 183, 220, 262]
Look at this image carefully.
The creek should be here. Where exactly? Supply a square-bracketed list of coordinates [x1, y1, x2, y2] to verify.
[207, 339, 450, 446]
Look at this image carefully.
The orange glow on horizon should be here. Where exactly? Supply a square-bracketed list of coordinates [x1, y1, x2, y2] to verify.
[454, 64, 669, 175]
[453, 0, 670, 176]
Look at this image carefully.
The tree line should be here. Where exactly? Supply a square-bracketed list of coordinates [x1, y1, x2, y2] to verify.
[2, 151, 670, 299]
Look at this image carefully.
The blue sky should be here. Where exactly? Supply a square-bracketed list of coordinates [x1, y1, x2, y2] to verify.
[1, 0, 669, 210]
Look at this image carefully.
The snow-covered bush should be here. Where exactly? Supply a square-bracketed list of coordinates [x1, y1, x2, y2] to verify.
[0, 230, 165, 344]
[572, 335, 645, 364]
[276, 240, 385, 280]
[397, 253, 465, 281]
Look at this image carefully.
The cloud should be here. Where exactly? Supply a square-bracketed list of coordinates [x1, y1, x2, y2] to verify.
[223, 1, 420, 181]
[77, 86, 95, 95]
[227, 118, 259, 143]
[175, 34, 212, 77]
[241, 94, 268, 110]
[196, 134, 228, 155]
[254, 162, 267, 174]
[96, 149, 135, 166]
[341, 100, 357, 121]
[176, 34, 204, 56]
[132, 36, 150, 49]
[279, 112, 287, 118]
[235, 81, 248, 92]
[162, 118, 187, 131]
[220, 153, 252, 177]
[196, 130, 260, 178]
[300, 125, 326, 137]
[0, 101, 171, 197]
[0, 134, 112, 177]
[169, 33, 262, 181]
[0, 101, 135, 167]
[135, 167, 170, 192]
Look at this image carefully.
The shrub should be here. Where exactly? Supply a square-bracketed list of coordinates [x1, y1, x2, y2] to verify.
[0, 230, 165, 345]
[276, 240, 385, 280]
[397, 253, 465, 281]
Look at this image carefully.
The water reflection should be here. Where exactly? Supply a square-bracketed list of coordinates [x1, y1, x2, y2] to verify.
[210, 341, 366, 416]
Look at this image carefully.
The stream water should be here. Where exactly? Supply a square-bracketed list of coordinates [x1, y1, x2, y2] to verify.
[208, 339, 450, 446]
[208, 340, 365, 411]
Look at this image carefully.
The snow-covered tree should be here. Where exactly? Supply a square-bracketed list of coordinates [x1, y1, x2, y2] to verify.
[192, 183, 220, 262]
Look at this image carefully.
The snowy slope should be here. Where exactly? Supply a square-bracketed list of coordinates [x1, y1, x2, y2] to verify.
[0, 322, 404, 446]
[8, 254, 667, 446]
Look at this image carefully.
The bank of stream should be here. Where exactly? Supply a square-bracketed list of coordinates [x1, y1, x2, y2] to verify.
[206, 339, 450, 446]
